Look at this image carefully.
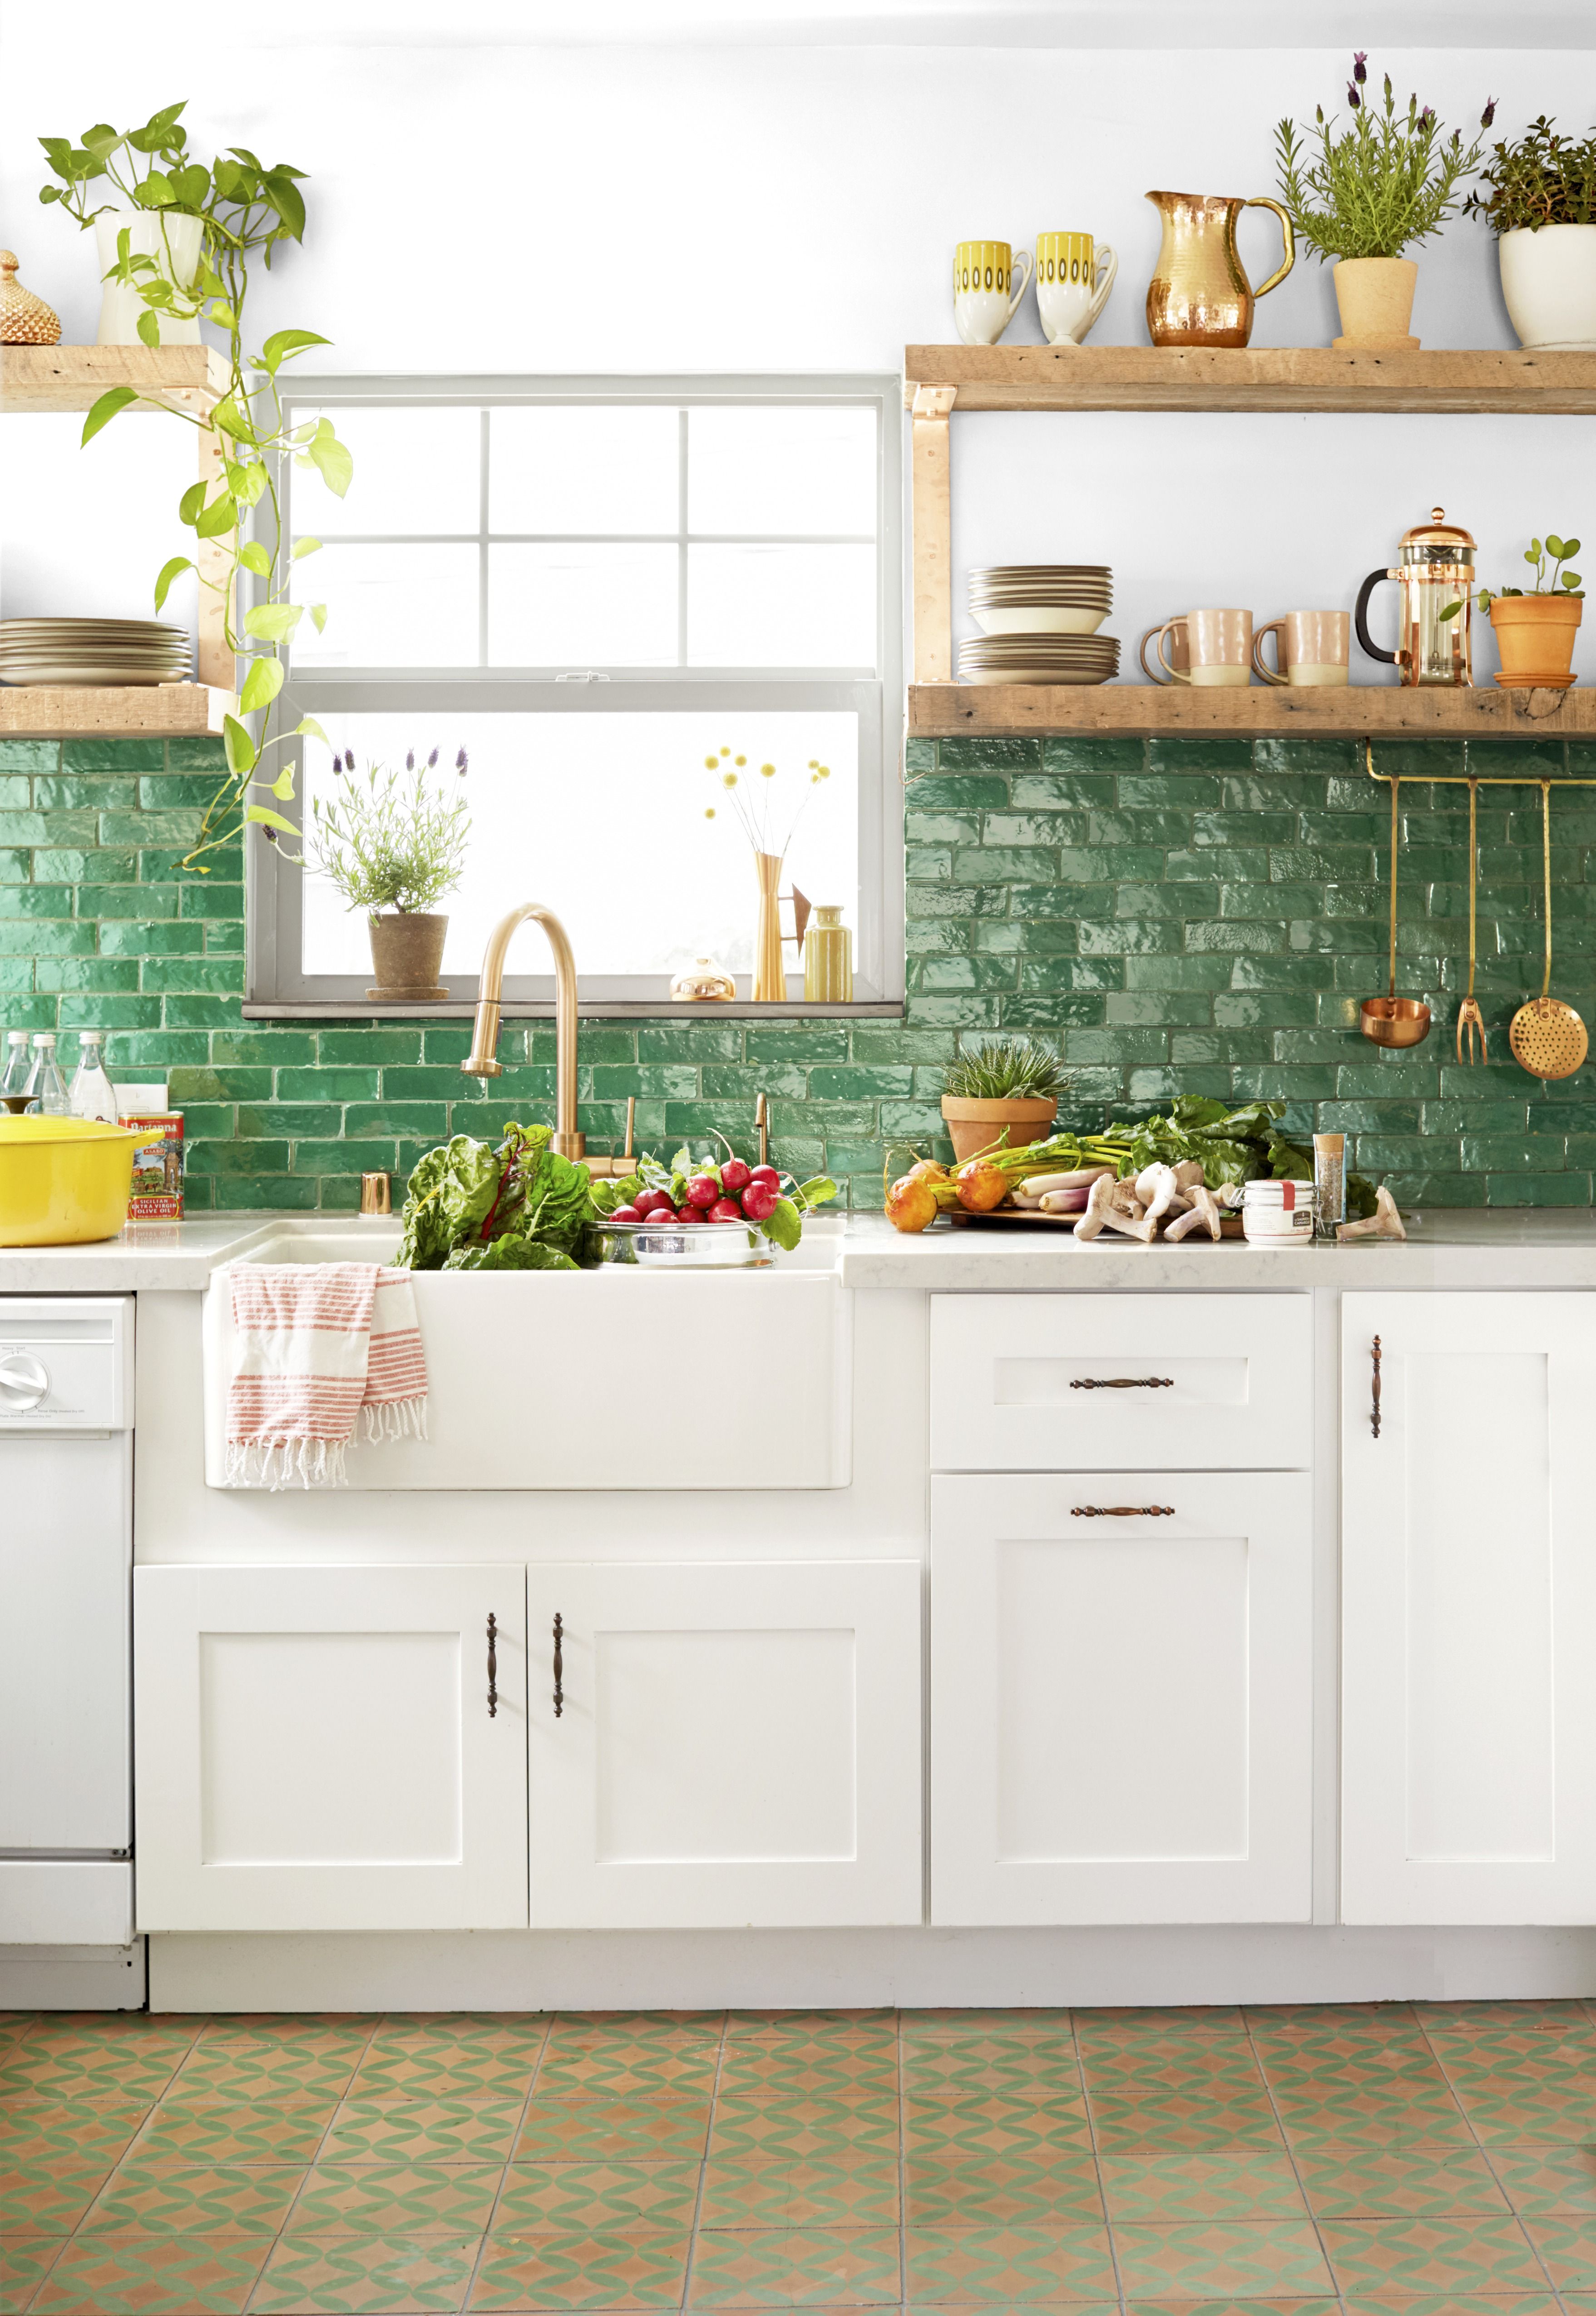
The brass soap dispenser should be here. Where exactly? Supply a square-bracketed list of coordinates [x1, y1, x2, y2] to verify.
[1355, 508, 1476, 686]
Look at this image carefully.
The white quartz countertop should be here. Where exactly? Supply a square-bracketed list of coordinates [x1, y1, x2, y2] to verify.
[6, 1207, 1596, 1296]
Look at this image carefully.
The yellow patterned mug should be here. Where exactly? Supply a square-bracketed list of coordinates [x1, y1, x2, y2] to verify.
[1035, 233, 1118, 346]
[953, 240, 1033, 347]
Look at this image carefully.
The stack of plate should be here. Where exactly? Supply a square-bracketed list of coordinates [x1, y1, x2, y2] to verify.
[0, 619, 192, 687]
[959, 631, 1121, 685]
[962, 565, 1118, 686]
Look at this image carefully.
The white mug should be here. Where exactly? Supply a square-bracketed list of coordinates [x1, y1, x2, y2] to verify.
[1035, 233, 1117, 347]
[953, 240, 1034, 348]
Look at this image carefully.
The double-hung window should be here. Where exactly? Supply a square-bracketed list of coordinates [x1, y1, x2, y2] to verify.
[247, 374, 903, 1014]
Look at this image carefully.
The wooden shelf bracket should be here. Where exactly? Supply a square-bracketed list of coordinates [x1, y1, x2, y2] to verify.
[910, 384, 957, 685]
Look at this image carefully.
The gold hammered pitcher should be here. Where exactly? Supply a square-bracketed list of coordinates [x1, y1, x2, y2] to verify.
[1144, 190, 1295, 347]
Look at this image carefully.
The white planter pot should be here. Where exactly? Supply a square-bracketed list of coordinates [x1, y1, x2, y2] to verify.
[93, 210, 204, 347]
[1499, 223, 1596, 352]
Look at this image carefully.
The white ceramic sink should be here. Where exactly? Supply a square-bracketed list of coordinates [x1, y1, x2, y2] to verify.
[201, 1219, 851, 1491]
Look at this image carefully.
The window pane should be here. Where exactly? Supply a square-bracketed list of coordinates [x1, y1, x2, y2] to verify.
[688, 545, 875, 667]
[291, 544, 479, 668]
[289, 406, 479, 536]
[300, 712, 859, 981]
[490, 407, 679, 535]
[488, 544, 678, 666]
[688, 407, 876, 536]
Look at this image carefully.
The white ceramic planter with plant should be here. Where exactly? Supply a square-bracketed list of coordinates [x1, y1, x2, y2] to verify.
[940, 1037, 1067, 1165]
[1465, 116, 1596, 350]
[1275, 53, 1496, 348]
[306, 746, 472, 1002]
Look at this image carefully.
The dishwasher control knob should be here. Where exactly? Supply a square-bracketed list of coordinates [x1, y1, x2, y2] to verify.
[0, 1353, 49, 1413]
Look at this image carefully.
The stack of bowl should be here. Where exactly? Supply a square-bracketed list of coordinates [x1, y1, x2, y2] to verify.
[0, 618, 192, 687]
[958, 566, 1118, 685]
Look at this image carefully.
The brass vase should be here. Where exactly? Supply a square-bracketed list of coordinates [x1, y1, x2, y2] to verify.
[1144, 190, 1295, 347]
[751, 851, 786, 1002]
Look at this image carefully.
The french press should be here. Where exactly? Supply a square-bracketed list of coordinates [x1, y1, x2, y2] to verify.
[1355, 508, 1475, 686]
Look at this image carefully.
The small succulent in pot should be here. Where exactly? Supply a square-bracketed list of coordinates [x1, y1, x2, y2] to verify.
[306, 746, 471, 1000]
[940, 1035, 1070, 1164]
[1440, 534, 1585, 687]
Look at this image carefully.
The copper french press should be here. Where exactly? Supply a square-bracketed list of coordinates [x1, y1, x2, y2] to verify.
[1355, 508, 1475, 687]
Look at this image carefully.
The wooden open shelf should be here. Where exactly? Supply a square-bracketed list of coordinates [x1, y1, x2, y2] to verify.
[0, 342, 227, 416]
[909, 683, 1596, 740]
[904, 344, 1596, 415]
[0, 684, 236, 738]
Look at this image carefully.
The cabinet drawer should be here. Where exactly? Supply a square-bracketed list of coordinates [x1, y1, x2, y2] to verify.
[931, 1292, 1311, 1471]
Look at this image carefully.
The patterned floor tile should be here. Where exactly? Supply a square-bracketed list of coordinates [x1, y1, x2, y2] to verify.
[1255, 2044, 1458, 2093]
[899, 2009, 1070, 2041]
[29, 2234, 272, 2312]
[722, 2011, 894, 2039]
[468, 2228, 689, 2309]
[1124, 2302, 1339, 2316]
[1274, 2088, 1473, 2148]
[512, 2096, 711, 2163]
[1443, 2089, 1596, 2143]
[1338, 2301, 1559, 2315]
[0, 2236, 65, 2310]
[0, 2161, 113, 2235]
[698, 2156, 901, 2228]
[716, 2048, 899, 2103]
[131, 2099, 338, 2164]
[1080, 2049, 1268, 2096]
[285, 2161, 502, 2235]
[1519, 2214, 1596, 2287]
[1320, 2212, 1550, 2291]
[1293, 2140, 1508, 2217]
[1417, 1999, 1596, 2034]
[251, 2232, 479, 2312]
[1089, 2092, 1286, 2153]
[1489, 2143, 1596, 2213]
[349, 2050, 545, 2101]
[0, 2045, 188, 2101]
[494, 2160, 703, 2233]
[1077, 2009, 1246, 2041]
[904, 2093, 1093, 2162]
[0, 2098, 151, 2164]
[1113, 2221, 1335, 2296]
[906, 2148, 1103, 2227]
[320, 2100, 525, 2164]
[80, 2163, 303, 2235]
[903, 2221, 1115, 2302]
[687, 2227, 901, 2307]
[901, 2044, 1081, 2101]
[544, 2011, 723, 2045]
[173, 2047, 363, 2103]
[1098, 2149, 1309, 2222]
[1245, 2005, 1417, 2038]
[191, 2013, 373, 2045]
[712, 2097, 900, 2165]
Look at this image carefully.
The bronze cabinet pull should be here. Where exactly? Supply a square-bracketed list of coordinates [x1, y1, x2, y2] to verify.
[1069, 1376, 1174, 1391]
[1072, 1504, 1176, 1518]
[552, 1613, 564, 1719]
[1371, 1335, 1382, 1439]
[486, 1613, 498, 1719]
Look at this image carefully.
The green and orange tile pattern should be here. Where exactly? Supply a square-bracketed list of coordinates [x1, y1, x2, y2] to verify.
[6, 1999, 1596, 2311]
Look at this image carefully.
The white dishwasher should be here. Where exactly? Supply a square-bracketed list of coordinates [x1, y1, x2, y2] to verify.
[0, 1297, 135, 1965]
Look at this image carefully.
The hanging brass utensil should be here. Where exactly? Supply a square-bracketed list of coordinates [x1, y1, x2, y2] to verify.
[1361, 762, 1432, 1048]
[1456, 777, 1487, 1065]
[1510, 781, 1588, 1081]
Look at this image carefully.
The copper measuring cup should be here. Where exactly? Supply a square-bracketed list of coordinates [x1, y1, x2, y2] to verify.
[1361, 757, 1431, 1048]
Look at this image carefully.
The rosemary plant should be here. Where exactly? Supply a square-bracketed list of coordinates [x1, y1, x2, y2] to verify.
[306, 749, 472, 916]
[1464, 117, 1596, 232]
[1275, 54, 1496, 261]
[943, 1038, 1069, 1104]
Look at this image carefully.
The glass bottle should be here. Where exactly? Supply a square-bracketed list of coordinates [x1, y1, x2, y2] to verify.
[70, 1029, 119, 1123]
[803, 905, 853, 1002]
[1, 1030, 31, 1111]
[24, 1032, 73, 1117]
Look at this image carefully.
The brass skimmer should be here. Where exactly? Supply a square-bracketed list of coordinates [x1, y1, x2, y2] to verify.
[1509, 782, 1589, 1082]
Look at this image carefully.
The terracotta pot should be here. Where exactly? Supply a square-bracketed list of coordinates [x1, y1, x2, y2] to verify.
[367, 912, 450, 1001]
[1489, 594, 1584, 686]
[940, 1094, 1058, 1164]
[1332, 256, 1418, 349]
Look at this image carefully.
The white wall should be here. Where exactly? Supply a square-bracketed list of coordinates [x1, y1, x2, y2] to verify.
[3, 16, 1591, 677]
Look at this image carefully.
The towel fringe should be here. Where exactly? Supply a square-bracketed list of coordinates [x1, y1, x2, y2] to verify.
[362, 1394, 428, 1445]
[222, 1435, 348, 1492]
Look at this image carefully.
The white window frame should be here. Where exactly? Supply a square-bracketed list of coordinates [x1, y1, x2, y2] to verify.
[245, 373, 904, 1017]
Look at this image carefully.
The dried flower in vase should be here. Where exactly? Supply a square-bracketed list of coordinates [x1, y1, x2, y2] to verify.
[698, 746, 831, 1002]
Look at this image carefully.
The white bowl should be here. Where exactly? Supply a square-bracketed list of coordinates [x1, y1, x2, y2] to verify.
[970, 605, 1107, 636]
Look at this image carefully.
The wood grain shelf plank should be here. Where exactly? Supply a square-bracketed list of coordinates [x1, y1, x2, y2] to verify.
[0, 342, 229, 415]
[902, 344, 1596, 414]
[908, 683, 1596, 739]
[0, 685, 237, 738]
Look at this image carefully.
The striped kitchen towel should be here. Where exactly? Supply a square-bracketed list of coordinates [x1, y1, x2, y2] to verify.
[225, 1261, 428, 1489]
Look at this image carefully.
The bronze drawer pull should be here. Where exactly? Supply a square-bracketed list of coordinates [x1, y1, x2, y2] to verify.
[486, 1613, 498, 1719]
[1072, 1504, 1176, 1518]
[1070, 1376, 1175, 1391]
[1371, 1334, 1382, 1439]
[553, 1613, 564, 1719]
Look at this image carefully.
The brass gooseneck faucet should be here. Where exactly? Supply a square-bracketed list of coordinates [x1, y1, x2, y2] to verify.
[460, 903, 586, 1158]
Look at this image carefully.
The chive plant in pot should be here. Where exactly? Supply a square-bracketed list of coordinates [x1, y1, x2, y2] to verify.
[1275, 55, 1495, 348]
[1441, 534, 1584, 688]
[1465, 116, 1596, 351]
[306, 748, 472, 1000]
[940, 1038, 1068, 1164]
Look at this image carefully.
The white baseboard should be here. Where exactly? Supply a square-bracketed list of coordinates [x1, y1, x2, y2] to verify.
[0, 1942, 145, 2010]
[149, 1924, 1596, 2015]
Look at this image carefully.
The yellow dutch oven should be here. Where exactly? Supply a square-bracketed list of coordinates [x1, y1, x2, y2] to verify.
[0, 1115, 144, 1246]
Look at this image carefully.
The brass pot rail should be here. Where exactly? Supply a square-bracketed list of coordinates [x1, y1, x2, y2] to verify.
[1362, 736, 1596, 791]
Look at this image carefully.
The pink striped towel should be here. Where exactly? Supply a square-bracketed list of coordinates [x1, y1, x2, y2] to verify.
[225, 1261, 428, 1489]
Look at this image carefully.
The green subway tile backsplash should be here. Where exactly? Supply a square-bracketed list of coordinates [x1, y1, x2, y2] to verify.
[7, 731, 1596, 1211]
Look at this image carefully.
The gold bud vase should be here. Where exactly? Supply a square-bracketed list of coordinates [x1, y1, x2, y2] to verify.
[751, 851, 786, 1002]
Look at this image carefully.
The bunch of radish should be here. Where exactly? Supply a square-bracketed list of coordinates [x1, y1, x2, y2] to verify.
[611, 1158, 781, 1227]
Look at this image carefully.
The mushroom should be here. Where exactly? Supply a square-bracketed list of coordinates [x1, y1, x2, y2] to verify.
[1098, 1203, 1160, 1243]
[1133, 1163, 1184, 1227]
[1072, 1173, 1118, 1242]
[1336, 1184, 1408, 1243]
[1214, 1182, 1245, 1210]
[1171, 1159, 1207, 1193]
[1165, 1183, 1222, 1242]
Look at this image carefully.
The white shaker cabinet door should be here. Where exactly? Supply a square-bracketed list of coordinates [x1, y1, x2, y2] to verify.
[930, 1473, 1313, 1924]
[525, 1562, 922, 1929]
[1342, 1292, 1596, 1925]
[135, 1566, 528, 1933]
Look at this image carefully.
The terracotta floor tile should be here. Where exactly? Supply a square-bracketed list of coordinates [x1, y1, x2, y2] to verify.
[1337, 2301, 1559, 2315]
[716, 2048, 899, 2103]
[321, 2099, 524, 2165]
[543, 2010, 722, 2044]
[722, 2011, 894, 2039]
[1098, 2148, 1309, 2222]
[1113, 2220, 1335, 2297]
[1079, 2049, 1267, 2097]
[513, 2096, 711, 2164]
[0, 2098, 151, 2164]
[1275, 2089, 1473, 2148]
[30, 2233, 272, 2313]
[905, 2147, 1103, 2227]
[1320, 2212, 1550, 2292]
[132, 2098, 339, 2165]
[251, 2231, 479, 2311]
[902, 2044, 1081, 2101]
[903, 2221, 1116, 2302]
[712, 2097, 900, 2166]
[0, 2046, 187, 2101]
[495, 2160, 703, 2234]
[1123, 2301, 1339, 2316]
[1443, 2088, 1596, 2144]
[468, 2227, 689, 2309]
[1417, 1999, 1596, 2034]
[533, 2047, 721, 2098]
[347, 2051, 545, 2101]
[0, 2160, 114, 2235]
[172, 2048, 364, 2103]
[1489, 2143, 1596, 2213]
[1245, 2004, 1417, 2038]
[0, 2236, 66, 2310]
[687, 2226, 901, 2307]
[1292, 2140, 1508, 2217]
[698, 2156, 901, 2228]
[284, 2160, 502, 2236]
[1077, 2008, 1246, 2038]
[1089, 2092, 1286, 2153]
[1519, 2213, 1596, 2288]
[82, 2163, 303, 2235]
[904, 2092, 1093, 2161]
[899, 2009, 1070, 2041]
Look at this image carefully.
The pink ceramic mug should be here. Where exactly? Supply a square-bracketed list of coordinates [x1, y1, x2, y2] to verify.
[1253, 609, 1351, 688]
[1155, 608, 1253, 688]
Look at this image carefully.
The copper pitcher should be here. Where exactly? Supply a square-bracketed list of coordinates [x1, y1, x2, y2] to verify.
[1145, 190, 1295, 347]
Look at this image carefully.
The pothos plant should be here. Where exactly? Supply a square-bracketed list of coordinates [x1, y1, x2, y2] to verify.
[38, 100, 352, 870]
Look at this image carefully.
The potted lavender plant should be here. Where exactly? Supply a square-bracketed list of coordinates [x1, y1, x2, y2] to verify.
[306, 747, 470, 1001]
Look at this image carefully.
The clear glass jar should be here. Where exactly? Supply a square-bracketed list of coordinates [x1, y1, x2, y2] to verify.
[1, 1030, 31, 1109]
[24, 1032, 73, 1117]
[70, 1029, 119, 1123]
[803, 905, 853, 1002]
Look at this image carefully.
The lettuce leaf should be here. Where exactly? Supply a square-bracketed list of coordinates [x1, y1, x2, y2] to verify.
[443, 1237, 579, 1273]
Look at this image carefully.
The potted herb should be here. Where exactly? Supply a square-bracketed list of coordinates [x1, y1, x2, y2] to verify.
[941, 1037, 1069, 1163]
[1464, 115, 1596, 351]
[1275, 56, 1495, 348]
[1441, 534, 1584, 688]
[306, 748, 471, 1001]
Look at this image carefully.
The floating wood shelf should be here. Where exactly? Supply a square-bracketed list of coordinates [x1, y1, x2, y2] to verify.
[0, 342, 228, 416]
[0, 684, 236, 739]
[903, 344, 1596, 415]
[909, 684, 1596, 740]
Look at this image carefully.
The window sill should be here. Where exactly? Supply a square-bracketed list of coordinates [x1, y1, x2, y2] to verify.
[239, 998, 905, 1021]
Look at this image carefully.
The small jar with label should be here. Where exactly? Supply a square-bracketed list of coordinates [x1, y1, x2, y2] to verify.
[804, 906, 853, 1002]
[1241, 1177, 1318, 1246]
